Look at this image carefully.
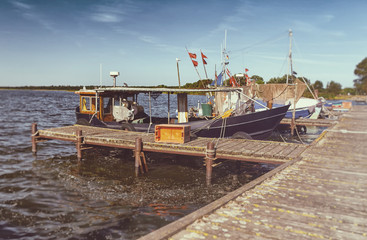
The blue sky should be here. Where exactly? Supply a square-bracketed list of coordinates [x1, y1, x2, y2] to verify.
[0, 0, 366, 88]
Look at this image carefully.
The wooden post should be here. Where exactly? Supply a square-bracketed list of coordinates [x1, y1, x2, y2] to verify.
[76, 130, 83, 161]
[135, 137, 143, 177]
[205, 142, 215, 186]
[291, 83, 298, 136]
[31, 123, 38, 154]
[177, 93, 188, 123]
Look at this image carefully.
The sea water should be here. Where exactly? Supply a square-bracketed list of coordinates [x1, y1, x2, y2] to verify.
[1, 90, 283, 239]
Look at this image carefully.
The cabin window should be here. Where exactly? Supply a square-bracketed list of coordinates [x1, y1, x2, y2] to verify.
[81, 97, 91, 111]
[81, 96, 97, 112]
[103, 97, 112, 114]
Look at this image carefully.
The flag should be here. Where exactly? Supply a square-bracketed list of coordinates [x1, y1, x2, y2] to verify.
[192, 59, 198, 67]
[292, 71, 297, 75]
[201, 51, 207, 65]
[230, 76, 238, 87]
[211, 71, 223, 86]
[226, 68, 231, 77]
[245, 68, 249, 72]
[188, 52, 197, 59]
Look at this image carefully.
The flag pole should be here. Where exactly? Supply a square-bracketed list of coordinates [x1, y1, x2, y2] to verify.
[215, 64, 217, 88]
[185, 47, 202, 81]
[201, 49, 208, 79]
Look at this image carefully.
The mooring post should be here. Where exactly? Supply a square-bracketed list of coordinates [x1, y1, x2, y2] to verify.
[135, 137, 143, 177]
[206, 142, 215, 186]
[31, 123, 38, 154]
[76, 130, 83, 161]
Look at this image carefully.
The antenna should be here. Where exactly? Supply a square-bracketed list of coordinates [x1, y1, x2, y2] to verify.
[100, 64, 102, 86]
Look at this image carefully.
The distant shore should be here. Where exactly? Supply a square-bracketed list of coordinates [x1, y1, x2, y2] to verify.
[1, 86, 365, 101]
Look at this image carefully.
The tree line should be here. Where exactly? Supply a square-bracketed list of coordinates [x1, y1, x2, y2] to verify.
[2, 57, 366, 99]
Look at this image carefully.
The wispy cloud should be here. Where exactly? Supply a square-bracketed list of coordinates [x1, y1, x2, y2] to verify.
[89, 1, 140, 23]
[89, 6, 124, 23]
[292, 19, 345, 38]
[9, 0, 56, 33]
[11, 0, 32, 10]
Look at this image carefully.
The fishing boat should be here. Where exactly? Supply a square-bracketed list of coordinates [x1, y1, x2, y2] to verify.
[74, 83, 290, 140]
[252, 30, 324, 121]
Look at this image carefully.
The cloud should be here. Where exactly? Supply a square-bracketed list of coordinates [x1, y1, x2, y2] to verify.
[9, 0, 56, 33]
[91, 13, 122, 23]
[89, 1, 140, 23]
[11, 0, 32, 10]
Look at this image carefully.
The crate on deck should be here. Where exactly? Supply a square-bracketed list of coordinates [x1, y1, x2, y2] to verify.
[155, 124, 191, 144]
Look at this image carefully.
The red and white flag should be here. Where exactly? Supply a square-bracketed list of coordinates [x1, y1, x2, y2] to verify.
[201, 51, 207, 65]
[188, 52, 197, 59]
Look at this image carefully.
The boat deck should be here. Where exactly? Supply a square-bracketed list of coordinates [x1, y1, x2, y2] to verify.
[139, 105, 367, 239]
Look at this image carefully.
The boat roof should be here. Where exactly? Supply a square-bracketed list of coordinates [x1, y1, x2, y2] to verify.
[76, 86, 243, 94]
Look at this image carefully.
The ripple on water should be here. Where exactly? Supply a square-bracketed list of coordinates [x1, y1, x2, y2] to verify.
[0, 90, 296, 239]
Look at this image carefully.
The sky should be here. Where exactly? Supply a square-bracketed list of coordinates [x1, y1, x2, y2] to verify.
[1, 0, 366, 88]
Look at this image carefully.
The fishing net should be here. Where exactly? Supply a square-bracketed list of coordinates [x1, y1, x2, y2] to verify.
[254, 79, 306, 105]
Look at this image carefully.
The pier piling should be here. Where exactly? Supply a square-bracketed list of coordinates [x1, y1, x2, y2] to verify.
[205, 142, 215, 186]
[135, 137, 143, 177]
[31, 123, 38, 154]
[76, 130, 83, 161]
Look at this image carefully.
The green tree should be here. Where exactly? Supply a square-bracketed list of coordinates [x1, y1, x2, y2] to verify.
[326, 81, 342, 96]
[251, 75, 264, 84]
[341, 88, 356, 95]
[313, 80, 324, 90]
[354, 57, 367, 94]
[267, 74, 288, 84]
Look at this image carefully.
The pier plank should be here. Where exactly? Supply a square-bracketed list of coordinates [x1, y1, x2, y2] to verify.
[139, 105, 367, 240]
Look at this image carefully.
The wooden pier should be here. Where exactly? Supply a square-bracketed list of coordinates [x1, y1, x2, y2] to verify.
[31, 123, 308, 185]
[139, 105, 367, 239]
[280, 117, 338, 127]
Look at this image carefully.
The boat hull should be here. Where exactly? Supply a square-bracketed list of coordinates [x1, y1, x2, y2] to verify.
[76, 105, 290, 140]
[190, 105, 290, 140]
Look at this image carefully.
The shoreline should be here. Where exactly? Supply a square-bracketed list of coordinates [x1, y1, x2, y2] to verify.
[1, 87, 365, 101]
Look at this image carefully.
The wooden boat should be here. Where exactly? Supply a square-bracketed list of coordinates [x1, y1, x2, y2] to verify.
[74, 86, 290, 140]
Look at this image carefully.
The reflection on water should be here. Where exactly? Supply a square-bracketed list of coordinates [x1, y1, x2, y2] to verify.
[0, 90, 322, 239]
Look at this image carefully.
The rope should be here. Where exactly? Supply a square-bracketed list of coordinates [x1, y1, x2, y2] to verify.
[31, 130, 39, 137]
[205, 149, 216, 159]
[235, 90, 269, 109]
[147, 92, 153, 133]
[214, 116, 228, 148]
[89, 112, 98, 123]
[295, 125, 305, 144]
[269, 84, 290, 101]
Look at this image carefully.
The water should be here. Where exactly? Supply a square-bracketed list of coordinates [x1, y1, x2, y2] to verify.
[0, 90, 280, 239]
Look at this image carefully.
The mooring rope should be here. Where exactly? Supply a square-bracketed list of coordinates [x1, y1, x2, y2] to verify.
[214, 116, 228, 148]
[147, 92, 153, 133]
[295, 125, 305, 144]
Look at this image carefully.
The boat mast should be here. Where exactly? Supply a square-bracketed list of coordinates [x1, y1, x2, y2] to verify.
[287, 29, 293, 84]
[223, 30, 227, 86]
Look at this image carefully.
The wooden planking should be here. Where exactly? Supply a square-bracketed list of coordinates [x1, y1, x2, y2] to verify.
[280, 118, 338, 127]
[37, 125, 307, 163]
[141, 105, 367, 240]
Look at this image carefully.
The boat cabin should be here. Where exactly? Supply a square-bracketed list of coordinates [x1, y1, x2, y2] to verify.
[75, 86, 247, 127]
